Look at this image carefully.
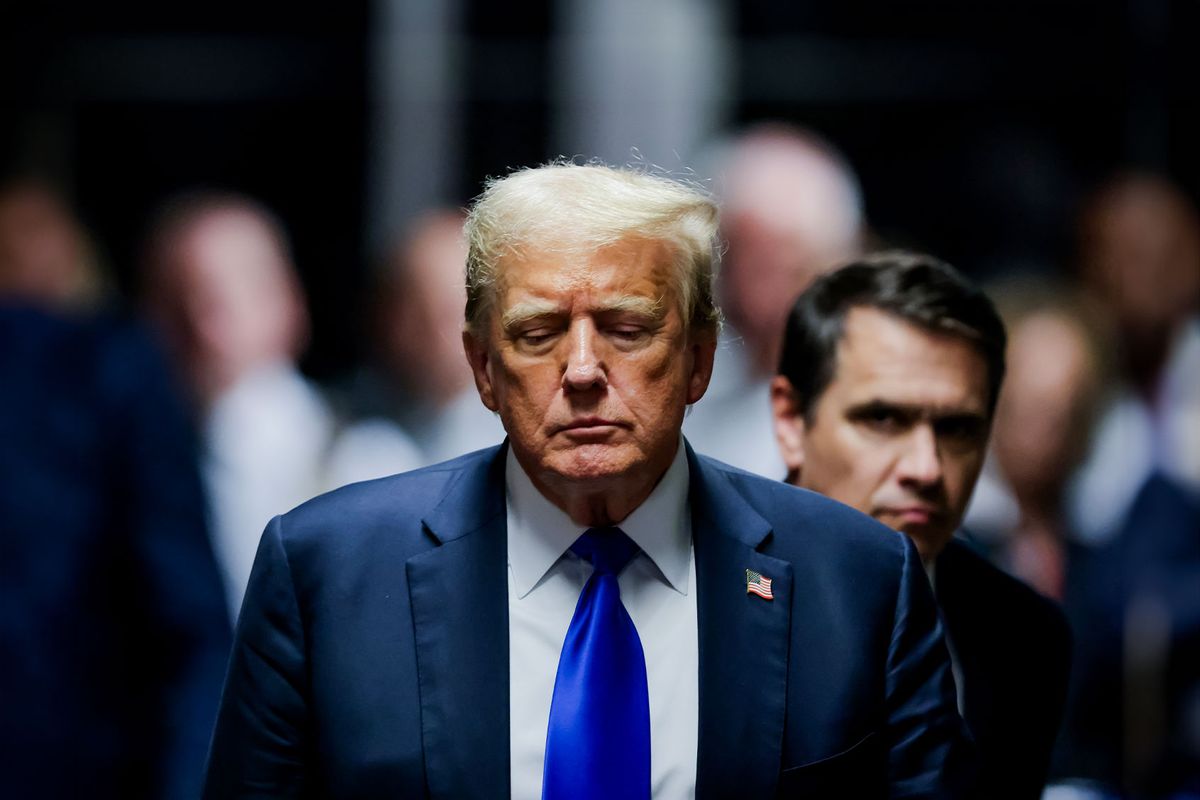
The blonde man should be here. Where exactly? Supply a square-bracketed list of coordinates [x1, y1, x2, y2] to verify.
[206, 162, 968, 799]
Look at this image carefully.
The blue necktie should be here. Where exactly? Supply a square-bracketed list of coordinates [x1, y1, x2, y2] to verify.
[542, 527, 651, 800]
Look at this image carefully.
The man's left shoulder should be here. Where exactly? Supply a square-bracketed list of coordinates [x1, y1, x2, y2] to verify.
[692, 454, 911, 571]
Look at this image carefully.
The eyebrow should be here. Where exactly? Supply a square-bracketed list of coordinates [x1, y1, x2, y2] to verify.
[501, 300, 561, 331]
[847, 399, 988, 420]
[500, 295, 665, 331]
[598, 295, 664, 319]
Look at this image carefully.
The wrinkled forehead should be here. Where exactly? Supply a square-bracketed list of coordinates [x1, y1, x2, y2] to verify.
[493, 235, 677, 295]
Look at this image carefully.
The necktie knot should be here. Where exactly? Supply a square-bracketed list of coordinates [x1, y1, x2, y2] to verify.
[570, 527, 639, 577]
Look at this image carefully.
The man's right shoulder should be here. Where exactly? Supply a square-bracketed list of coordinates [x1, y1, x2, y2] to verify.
[269, 445, 503, 566]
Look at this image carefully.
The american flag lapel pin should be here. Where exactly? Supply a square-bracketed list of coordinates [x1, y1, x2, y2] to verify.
[746, 568, 774, 601]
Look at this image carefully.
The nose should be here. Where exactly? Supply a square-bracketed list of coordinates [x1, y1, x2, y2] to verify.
[562, 318, 607, 392]
[897, 424, 943, 488]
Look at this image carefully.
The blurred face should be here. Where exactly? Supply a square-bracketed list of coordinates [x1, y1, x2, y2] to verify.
[378, 213, 472, 406]
[992, 312, 1095, 505]
[149, 209, 306, 402]
[772, 307, 991, 560]
[720, 212, 825, 370]
[718, 135, 861, 372]
[1083, 179, 1200, 336]
[464, 237, 715, 518]
[0, 184, 86, 305]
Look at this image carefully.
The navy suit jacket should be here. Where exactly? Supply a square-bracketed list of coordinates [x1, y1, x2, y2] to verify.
[0, 305, 231, 799]
[205, 443, 969, 798]
[936, 539, 1072, 800]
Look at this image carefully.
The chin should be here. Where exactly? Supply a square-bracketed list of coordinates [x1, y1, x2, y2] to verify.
[542, 442, 644, 485]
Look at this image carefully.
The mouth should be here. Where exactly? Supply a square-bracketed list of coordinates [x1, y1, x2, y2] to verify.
[881, 506, 941, 527]
[554, 417, 628, 438]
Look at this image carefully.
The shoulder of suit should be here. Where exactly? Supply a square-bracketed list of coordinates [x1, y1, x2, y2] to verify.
[693, 454, 910, 564]
[272, 446, 501, 553]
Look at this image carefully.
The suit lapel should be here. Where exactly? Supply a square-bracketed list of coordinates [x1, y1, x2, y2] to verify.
[689, 449, 792, 799]
[408, 448, 510, 799]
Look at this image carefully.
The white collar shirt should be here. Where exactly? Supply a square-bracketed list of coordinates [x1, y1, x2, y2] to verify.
[506, 439, 698, 799]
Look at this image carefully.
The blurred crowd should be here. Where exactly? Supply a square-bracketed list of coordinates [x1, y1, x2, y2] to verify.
[2, 123, 1198, 799]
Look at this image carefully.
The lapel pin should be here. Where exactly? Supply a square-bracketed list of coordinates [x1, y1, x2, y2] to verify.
[746, 569, 774, 601]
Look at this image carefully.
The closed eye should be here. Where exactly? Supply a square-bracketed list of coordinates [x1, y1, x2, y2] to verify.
[520, 330, 557, 344]
[599, 311, 659, 349]
[511, 325, 564, 352]
[609, 326, 648, 341]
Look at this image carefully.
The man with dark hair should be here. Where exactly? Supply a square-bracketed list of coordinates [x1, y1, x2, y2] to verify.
[772, 251, 1071, 800]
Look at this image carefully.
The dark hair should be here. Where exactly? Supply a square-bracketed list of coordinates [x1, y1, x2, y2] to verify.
[777, 251, 1007, 419]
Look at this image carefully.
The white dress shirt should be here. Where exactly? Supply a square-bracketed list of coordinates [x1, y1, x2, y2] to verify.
[204, 362, 336, 617]
[507, 440, 699, 800]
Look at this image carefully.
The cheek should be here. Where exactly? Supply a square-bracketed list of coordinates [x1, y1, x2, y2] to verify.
[841, 460, 888, 503]
[946, 453, 986, 500]
[615, 356, 692, 418]
[805, 429, 863, 487]
[494, 359, 560, 420]
[828, 435, 895, 500]
[646, 345, 694, 390]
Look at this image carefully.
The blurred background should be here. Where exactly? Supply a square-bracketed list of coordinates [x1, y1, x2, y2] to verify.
[2, 1, 1197, 798]
[6, 0, 1199, 367]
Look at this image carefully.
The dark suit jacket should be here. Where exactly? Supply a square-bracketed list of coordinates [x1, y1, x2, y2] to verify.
[936, 539, 1072, 800]
[0, 304, 232, 799]
[205, 444, 971, 798]
[1053, 473, 1200, 797]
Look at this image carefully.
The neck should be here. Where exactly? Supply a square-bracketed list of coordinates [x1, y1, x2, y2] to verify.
[561, 491, 649, 527]
[515, 446, 677, 528]
[534, 469, 665, 527]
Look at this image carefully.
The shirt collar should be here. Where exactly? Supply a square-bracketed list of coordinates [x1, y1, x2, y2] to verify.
[505, 438, 692, 599]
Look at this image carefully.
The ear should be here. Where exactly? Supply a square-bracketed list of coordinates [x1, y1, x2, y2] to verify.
[770, 375, 807, 483]
[685, 329, 718, 405]
[463, 328, 499, 412]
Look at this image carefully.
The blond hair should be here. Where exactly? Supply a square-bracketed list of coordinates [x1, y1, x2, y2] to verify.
[463, 161, 721, 333]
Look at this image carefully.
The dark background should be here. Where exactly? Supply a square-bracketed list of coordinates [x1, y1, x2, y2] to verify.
[4, 0, 1196, 377]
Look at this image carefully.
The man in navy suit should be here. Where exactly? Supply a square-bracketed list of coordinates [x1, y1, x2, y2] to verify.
[205, 163, 970, 798]
[771, 252, 1072, 800]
